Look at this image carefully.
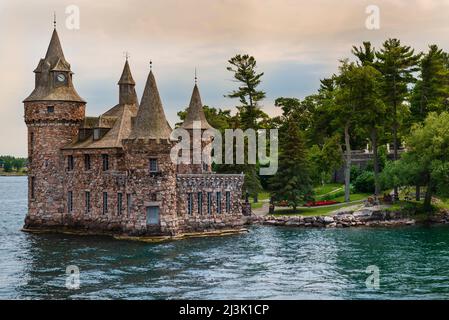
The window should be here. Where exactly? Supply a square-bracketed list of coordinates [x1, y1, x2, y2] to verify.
[67, 155, 74, 171]
[85, 191, 91, 214]
[149, 159, 158, 172]
[84, 154, 91, 170]
[93, 128, 101, 140]
[102, 154, 109, 171]
[47, 106, 54, 113]
[117, 193, 123, 215]
[216, 192, 222, 214]
[226, 191, 231, 213]
[146, 207, 160, 225]
[30, 177, 35, 199]
[207, 192, 212, 215]
[103, 192, 108, 214]
[187, 193, 193, 215]
[197, 192, 203, 215]
[127, 194, 132, 215]
[202, 162, 208, 172]
[68, 191, 73, 213]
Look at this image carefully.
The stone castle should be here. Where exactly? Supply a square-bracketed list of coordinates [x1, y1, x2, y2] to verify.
[23, 27, 246, 239]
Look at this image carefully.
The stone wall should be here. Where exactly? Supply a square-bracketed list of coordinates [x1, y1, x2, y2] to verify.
[176, 174, 245, 233]
[24, 101, 85, 229]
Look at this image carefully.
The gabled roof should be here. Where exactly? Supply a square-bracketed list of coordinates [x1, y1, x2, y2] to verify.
[129, 70, 172, 140]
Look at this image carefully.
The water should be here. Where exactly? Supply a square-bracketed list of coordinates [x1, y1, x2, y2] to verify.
[2, 176, 449, 299]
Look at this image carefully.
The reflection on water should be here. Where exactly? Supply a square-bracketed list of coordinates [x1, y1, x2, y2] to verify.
[1, 176, 449, 299]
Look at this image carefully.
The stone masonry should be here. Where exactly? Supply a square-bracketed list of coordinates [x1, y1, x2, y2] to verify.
[23, 27, 246, 238]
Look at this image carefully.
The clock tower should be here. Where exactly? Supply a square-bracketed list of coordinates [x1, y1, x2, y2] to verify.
[23, 26, 85, 227]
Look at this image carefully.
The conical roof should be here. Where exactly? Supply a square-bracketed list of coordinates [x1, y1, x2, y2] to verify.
[44, 29, 66, 64]
[181, 84, 212, 130]
[118, 60, 136, 85]
[24, 28, 84, 103]
[129, 70, 172, 139]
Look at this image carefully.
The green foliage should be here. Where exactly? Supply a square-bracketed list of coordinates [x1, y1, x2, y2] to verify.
[226, 54, 267, 130]
[410, 45, 449, 123]
[308, 134, 343, 185]
[0, 156, 27, 173]
[354, 171, 375, 193]
[269, 117, 313, 210]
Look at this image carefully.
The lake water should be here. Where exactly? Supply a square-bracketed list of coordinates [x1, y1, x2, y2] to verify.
[1, 176, 449, 299]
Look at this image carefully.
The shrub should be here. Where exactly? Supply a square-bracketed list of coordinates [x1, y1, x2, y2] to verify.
[354, 171, 375, 193]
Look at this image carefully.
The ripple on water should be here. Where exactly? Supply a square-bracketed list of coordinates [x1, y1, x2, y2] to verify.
[3, 177, 449, 299]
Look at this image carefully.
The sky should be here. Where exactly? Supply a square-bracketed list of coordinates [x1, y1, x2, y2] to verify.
[0, 0, 449, 157]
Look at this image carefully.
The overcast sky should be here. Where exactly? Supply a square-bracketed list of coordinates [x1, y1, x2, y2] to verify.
[1, 0, 449, 157]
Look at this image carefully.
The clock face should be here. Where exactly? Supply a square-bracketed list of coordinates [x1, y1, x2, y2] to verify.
[57, 73, 66, 82]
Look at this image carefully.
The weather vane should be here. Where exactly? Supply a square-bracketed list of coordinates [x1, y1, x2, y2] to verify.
[123, 52, 130, 61]
[53, 11, 56, 29]
[195, 67, 198, 85]
[150, 60, 153, 71]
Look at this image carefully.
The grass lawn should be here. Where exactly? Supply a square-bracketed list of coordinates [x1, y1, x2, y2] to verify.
[314, 184, 343, 197]
[332, 193, 371, 202]
[273, 202, 361, 217]
[251, 202, 264, 209]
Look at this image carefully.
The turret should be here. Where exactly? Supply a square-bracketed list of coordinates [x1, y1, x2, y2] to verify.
[23, 25, 86, 228]
[179, 80, 214, 174]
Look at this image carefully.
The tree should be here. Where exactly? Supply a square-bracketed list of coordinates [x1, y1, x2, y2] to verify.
[375, 38, 421, 199]
[410, 45, 449, 123]
[226, 54, 267, 200]
[226, 54, 267, 129]
[353, 65, 387, 196]
[269, 117, 313, 211]
[333, 60, 360, 202]
[352, 41, 375, 66]
[308, 134, 343, 185]
[384, 112, 449, 211]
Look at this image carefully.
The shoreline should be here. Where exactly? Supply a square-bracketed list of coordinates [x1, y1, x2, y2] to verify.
[21, 226, 249, 243]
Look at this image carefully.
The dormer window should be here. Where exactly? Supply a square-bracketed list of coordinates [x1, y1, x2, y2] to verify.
[93, 128, 101, 140]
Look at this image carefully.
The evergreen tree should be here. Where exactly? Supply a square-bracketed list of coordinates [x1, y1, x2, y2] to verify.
[226, 54, 267, 200]
[410, 45, 449, 123]
[375, 38, 421, 199]
[269, 117, 313, 211]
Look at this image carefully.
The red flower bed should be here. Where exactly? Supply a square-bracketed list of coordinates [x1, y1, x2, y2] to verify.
[304, 200, 339, 207]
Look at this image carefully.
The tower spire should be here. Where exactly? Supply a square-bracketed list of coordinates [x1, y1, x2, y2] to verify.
[194, 67, 198, 85]
[129, 67, 172, 139]
[181, 81, 212, 130]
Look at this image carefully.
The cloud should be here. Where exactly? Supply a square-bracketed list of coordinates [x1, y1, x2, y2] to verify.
[1, 0, 449, 156]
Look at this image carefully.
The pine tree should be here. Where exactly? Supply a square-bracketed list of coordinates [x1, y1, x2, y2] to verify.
[375, 38, 421, 199]
[269, 117, 313, 211]
[411, 45, 449, 123]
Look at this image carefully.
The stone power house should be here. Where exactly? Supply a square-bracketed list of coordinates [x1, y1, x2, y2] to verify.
[23, 27, 246, 238]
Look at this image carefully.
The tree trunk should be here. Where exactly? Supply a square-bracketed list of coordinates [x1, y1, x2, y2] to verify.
[371, 129, 380, 198]
[393, 76, 399, 201]
[344, 122, 351, 203]
[416, 185, 421, 201]
[424, 182, 433, 212]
